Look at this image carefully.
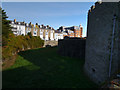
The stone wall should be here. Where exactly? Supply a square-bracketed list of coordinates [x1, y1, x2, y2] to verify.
[84, 2, 120, 85]
[118, 2, 120, 71]
[43, 40, 58, 47]
[58, 38, 86, 60]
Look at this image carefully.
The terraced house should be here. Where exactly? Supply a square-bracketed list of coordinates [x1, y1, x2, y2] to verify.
[10, 19, 64, 41]
[25, 22, 55, 41]
[10, 19, 83, 41]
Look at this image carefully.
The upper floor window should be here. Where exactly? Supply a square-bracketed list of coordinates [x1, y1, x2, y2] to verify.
[40, 32, 43, 35]
[46, 32, 48, 35]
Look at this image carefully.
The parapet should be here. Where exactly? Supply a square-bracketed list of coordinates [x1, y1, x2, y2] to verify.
[88, 5, 95, 14]
[95, 1, 102, 6]
[91, 5, 95, 10]
[88, 1, 102, 14]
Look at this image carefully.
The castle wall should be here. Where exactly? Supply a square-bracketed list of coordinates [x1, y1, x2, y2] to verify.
[84, 2, 120, 84]
[118, 2, 120, 70]
[58, 38, 86, 59]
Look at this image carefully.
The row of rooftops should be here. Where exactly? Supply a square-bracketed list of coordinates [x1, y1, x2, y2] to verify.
[10, 19, 55, 30]
[57, 24, 83, 32]
[10, 19, 83, 33]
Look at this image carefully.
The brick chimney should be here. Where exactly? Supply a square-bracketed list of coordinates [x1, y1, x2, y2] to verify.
[47, 25, 49, 28]
[79, 24, 83, 37]
[29, 22, 32, 26]
[41, 24, 44, 28]
[14, 19, 16, 23]
[36, 23, 38, 25]
[23, 21, 25, 24]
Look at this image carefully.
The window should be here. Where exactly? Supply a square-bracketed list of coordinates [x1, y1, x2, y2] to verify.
[40, 32, 43, 35]
[19, 26, 21, 29]
[34, 29, 37, 35]
[46, 32, 48, 35]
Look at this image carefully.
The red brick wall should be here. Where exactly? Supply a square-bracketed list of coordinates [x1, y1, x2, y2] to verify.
[74, 27, 83, 37]
[63, 27, 83, 38]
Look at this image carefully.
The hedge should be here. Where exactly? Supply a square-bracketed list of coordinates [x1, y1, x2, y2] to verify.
[2, 33, 44, 61]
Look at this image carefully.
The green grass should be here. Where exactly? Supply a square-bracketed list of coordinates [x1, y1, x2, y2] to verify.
[3, 47, 98, 88]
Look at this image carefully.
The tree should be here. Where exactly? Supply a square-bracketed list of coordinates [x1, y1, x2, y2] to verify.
[1, 8, 13, 47]
[1, 8, 44, 61]
[27, 32, 32, 38]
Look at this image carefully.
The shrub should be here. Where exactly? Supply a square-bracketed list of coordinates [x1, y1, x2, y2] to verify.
[2, 34, 44, 61]
[1, 8, 44, 61]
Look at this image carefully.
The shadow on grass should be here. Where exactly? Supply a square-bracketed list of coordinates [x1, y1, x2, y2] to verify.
[3, 47, 98, 88]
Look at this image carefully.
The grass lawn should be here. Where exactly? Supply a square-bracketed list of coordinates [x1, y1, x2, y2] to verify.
[3, 47, 98, 88]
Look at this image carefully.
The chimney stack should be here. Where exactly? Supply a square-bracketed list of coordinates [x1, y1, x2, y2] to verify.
[23, 21, 25, 24]
[14, 19, 16, 23]
[36, 23, 38, 25]
[41, 24, 44, 28]
[29, 22, 32, 26]
[47, 25, 49, 28]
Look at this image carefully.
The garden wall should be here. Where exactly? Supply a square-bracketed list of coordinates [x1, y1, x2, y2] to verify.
[43, 41, 58, 47]
[58, 38, 86, 60]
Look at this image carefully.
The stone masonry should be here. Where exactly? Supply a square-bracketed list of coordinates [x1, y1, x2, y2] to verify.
[43, 40, 58, 47]
[118, 1, 120, 73]
[84, 2, 120, 84]
[58, 37, 86, 60]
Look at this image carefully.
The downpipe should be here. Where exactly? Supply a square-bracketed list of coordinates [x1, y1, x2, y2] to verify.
[108, 14, 116, 78]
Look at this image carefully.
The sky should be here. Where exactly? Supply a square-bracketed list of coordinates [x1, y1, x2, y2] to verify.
[2, 2, 96, 37]
[2, 0, 99, 2]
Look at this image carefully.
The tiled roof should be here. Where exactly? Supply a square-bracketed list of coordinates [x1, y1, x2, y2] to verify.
[10, 19, 55, 30]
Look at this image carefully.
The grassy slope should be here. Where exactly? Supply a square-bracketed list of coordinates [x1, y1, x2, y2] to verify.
[3, 47, 98, 88]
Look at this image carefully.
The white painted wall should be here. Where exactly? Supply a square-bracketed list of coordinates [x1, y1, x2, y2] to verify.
[54, 33, 63, 41]
[54, 33, 58, 41]
[20, 25, 25, 35]
[40, 29, 44, 40]
[45, 31, 49, 41]
[59, 33, 64, 39]
[50, 30, 54, 40]
[10, 22, 25, 36]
